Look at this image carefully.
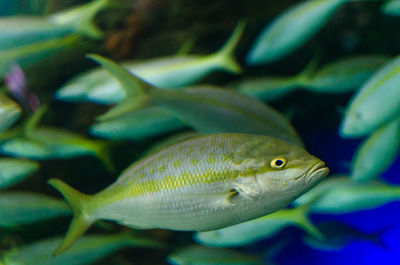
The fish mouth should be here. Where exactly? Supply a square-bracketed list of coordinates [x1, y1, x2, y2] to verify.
[306, 161, 329, 181]
[292, 161, 329, 181]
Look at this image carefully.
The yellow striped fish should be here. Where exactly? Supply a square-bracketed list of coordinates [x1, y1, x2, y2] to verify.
[49, 133, 328, 255]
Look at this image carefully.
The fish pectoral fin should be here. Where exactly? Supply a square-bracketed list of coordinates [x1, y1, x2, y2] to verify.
[232, 176, 262, 200]
[180, 190, 239, 206]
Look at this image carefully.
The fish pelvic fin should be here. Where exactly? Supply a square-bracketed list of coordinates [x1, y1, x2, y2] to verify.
[211, 19, 246, 74]
[48, 179, 95, 256]
[88, 54, 153, 121]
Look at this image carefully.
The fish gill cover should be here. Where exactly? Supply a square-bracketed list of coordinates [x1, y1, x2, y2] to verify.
[1, 0, 400, 265]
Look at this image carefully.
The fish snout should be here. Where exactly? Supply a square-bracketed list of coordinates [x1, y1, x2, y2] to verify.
[306, 161, 329, 182]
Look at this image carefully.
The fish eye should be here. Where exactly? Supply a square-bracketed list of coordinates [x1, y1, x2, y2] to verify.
[271, 157, 287, 169]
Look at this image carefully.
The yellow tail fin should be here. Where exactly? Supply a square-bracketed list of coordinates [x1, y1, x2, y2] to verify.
[212, 19, 246, 74]
[48, 179, 95, 255]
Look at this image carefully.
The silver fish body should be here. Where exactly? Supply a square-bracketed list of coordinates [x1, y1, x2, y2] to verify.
[89, 134, 325, 231]
[49, 133, 328, 254]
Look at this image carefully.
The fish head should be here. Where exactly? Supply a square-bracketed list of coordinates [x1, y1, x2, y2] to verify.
[236, 136, 329, 199]
[260, 149, 328, 195]
[340, 104, 377, 138]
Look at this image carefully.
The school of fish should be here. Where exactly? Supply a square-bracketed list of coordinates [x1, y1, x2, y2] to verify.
[1, 0, 400, 264]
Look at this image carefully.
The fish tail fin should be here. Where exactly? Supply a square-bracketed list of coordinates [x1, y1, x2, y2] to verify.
[371, 234, 388, 251]
[88, 54, 153, 121]
[74, 0, 112, 39]
[212, 19, 246, 74]
[294, 198, 324, 240]
[48, 179, 95, 255]
[371, 225, 393, 250]
[51, 0, 113, 39]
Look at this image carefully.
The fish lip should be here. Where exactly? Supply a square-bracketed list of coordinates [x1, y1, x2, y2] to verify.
[292, 161, 328, 181]
[306, 161, 329, 180]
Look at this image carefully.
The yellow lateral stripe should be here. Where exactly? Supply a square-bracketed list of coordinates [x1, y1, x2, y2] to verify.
[97, 168, 239, 205]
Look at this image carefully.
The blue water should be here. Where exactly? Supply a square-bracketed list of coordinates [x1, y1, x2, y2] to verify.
[275, 130, 400, 265]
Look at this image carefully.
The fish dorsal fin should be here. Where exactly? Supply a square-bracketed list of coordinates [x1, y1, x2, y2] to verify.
[176, 36, 198, 55]
[88, 54, 154, 121]
[88, 54, 154, 97]
[296, 52, 322, 86]
[96, 96, 151, 121]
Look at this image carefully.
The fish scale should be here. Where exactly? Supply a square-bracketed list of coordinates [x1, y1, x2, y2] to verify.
[49, 133, 328, 255]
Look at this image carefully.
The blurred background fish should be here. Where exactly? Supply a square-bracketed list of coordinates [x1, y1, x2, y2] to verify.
[2, 0, 400, 264]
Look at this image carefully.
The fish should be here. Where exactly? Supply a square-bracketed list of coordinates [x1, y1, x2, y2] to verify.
[246, 0, 349, 65]
[90, 106, 187, 141]
[0, 0, 112, 78]
[0, 93, 21, 134]
[0, 34, 80, 79]
[0, 18, 72, 53]
[351, 118, 400, 182]
[0, 158, 39, 190]
[0, 105, 114, 172]
[48, 0, 113, 39]
[302, 221, 388, 251]
[0, 0, 110, 47]
[229, 55, 318, 102]
[89, 55, 303, 146]
[167, 244, 262, 265]
[0, 192, 70, 228]
[306, 55, 390, 93]
[194, 196, 322, 247]
[294, 175, 400, 214]
[55, 20, 245, 104]
[48, 133, 329, 254]
[340, 54, 400, 137]
[1, 233, 163, 265]
[231, 55, 388, 102]
[230, 75, 301, 102]
[143, 131, 200, 156]
[382, 0, 400, 17]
